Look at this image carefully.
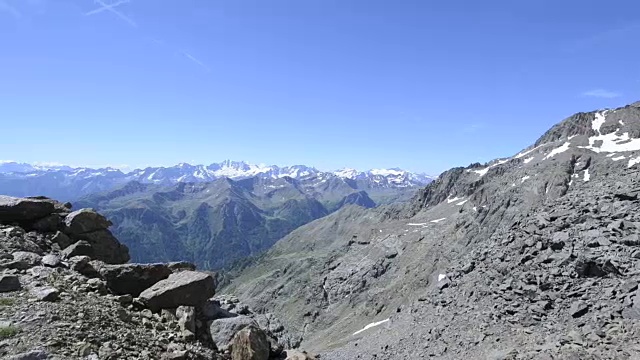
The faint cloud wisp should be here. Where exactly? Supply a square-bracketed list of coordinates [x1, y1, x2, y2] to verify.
[84, 0, 211, 73]
[0, 0, 22, 19]
[462, 123, 485, 133]
[581, 89, 621, 99]
[86, 0, 137, 27]
[180, 51, 211, 73]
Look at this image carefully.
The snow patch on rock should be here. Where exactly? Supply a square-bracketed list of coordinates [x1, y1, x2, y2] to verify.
[446, 196, 462, 204]
[592, 112, 606, 135]
[352, 318, 390, 336]
[471, 159, 509, 177]
[579, 131, 640, 153]
[544, 142, 571, 160]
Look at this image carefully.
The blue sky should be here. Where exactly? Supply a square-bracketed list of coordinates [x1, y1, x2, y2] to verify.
[0, 0, 638, 174]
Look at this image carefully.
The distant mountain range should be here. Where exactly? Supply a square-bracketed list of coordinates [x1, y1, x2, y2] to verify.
[0, 160, 435, 201]
[0, 160, 435, 269]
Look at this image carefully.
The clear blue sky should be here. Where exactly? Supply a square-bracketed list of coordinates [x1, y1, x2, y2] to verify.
[1, 0, 638, 174]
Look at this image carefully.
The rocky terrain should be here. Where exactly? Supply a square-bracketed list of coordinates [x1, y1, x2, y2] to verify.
[0, 195, 314, 359]
[225, 101, 640, 358]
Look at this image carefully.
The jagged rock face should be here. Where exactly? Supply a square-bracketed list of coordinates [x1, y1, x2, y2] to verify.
[225, 101, 640, 359]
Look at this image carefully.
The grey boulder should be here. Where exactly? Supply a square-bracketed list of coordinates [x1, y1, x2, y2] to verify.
[41, 254, 60, 267]
[230, 326, 270, 360]
[68, 256, 100, 278]
[95, 263, 173, 297]
[139, 270, 215, 311]
[62, 241, 93, 259]
[208, 315, 257, 351]
[0, 274, 21, 292]
[64, 208, 112, 235]
[72, 229, 129, 264]
[0, 195, 55, 223]
[34, 287, 59, 302]
[11, 251, 42, 267]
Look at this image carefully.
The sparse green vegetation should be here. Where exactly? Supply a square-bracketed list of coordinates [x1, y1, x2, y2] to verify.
[0, 325, 19, 339]
[0, 298, 15, 306]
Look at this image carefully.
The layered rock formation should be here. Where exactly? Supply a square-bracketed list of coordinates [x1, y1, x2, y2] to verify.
[0, 195, 311, 359]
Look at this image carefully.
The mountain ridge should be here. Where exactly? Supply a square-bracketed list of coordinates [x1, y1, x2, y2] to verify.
[0, 160, 435, 182]
[0, 160, 436, 202]
[223, 100, 640, 358]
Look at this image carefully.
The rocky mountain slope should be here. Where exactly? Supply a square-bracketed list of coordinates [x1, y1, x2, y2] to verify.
[0, 160, 434, 202]
[224, 101, 640, 358]
[0, 195, 315, 360]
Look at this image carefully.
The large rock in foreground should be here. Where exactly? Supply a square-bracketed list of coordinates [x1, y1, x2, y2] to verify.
[0, 196, 55, 223]
[231, 326, 270, 360]
[209, 315, 256, 351]
[73, 229, 129, 264]
[139, 270, 215, 311]
[64, 209, 112, 235]
[95, 263, 174, 297]
[63, 209, 129, 264]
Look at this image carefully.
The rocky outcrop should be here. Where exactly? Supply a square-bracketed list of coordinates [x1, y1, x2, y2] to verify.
[0, 196, 302, 359]
[0, 196, 129, 264]
[64, 209, 129, 264]
[0, 196, 59, 223]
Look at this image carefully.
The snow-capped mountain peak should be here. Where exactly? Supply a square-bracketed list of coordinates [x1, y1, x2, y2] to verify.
[207, 160, 273, 178]
[334, 168, 360, 179]
[369, 168, 405, 177]
[333, 167, 435, 187]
